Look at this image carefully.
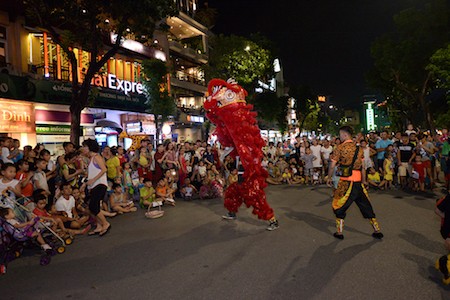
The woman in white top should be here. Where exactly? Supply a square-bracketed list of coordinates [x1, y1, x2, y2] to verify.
[81, 139, 111, 237]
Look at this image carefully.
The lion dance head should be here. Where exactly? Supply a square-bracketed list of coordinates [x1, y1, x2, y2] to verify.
[204, 78, 248, 113]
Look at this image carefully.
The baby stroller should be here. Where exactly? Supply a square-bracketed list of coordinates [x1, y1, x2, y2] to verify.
[0, 196, 69, 270]
[0, 217, 21, 274]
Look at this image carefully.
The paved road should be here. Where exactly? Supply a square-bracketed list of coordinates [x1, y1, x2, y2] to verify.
[1, 185, 450, 299]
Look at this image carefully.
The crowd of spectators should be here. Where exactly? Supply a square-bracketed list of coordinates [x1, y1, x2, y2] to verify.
[0, 123, 448, 265]
[264, 125, 450, 193]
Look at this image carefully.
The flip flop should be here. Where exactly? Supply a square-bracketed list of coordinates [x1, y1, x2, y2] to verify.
[88, 230, 100, 236]
[99, 224, 111, 237]
[81, 225, 92, 235]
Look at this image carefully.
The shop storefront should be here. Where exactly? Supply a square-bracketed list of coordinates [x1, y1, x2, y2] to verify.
[0, 99, 36, 146]
[0, 72, 150, 151]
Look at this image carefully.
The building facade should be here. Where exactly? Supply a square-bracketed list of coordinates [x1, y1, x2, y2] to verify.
[159, 0, 211, 143]
[0, 2, 211, 155]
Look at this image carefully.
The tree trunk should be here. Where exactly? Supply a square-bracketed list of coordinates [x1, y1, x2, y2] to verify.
[418, 94, 435, 133]
[70, 99, 82, 145]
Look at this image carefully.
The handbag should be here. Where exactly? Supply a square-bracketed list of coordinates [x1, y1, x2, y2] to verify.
[335, 146, 360, 177]
[145, 202, 164, 219]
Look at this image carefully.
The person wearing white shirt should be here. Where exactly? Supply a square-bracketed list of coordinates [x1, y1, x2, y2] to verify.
[55, 183, 89, 229]
[310, 140, 323, 168]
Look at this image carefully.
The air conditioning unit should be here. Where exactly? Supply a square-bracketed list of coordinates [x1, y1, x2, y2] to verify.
[0, 66, 12, 75]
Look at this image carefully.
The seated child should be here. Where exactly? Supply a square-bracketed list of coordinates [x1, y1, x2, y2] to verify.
[156, 178, 175, 206]
[281, 167, 293, 184]
[289, 164, 305, 184]
[199, 178, 213, 199]
[139, 178, 158, 208]
[266, 162, 282, 185]
[435, 193, 450, 285]
[367, 167, 385, 189]
[54, 183, 90, 230]
[165, 169, 178, 195]
[312, 168, 322, 185]
[73, 185, 116, 218]
[110, 183, 137, 214]
[33, 194, 90, 236]
[0, 206, 52, 253]
[180, 178, 197, 201]
[210, 175, 224, 198]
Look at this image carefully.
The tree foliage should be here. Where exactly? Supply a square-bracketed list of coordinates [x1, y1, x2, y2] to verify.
[289, 85, 320, 133]
[251, 92, 289, 133]
[24, 0, 177, 144]
[427, 44, 450, 90]
[368, 0, 450, 131]
[204, 34, 273, 91]
[141, 59, 176, 122]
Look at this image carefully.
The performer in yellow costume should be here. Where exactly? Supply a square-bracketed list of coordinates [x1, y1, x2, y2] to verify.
[326, 126, 384, 240]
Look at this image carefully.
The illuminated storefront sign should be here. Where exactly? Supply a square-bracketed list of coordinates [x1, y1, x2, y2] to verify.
[187, 115, 204, 123]
[91, 74, 144, 95]
[126, 122, 142, 134]
[0, 100, 35, 133]
[366, 103, 375, 131]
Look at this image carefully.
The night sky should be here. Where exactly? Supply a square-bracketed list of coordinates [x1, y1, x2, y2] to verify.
[206, 0, 429, 107]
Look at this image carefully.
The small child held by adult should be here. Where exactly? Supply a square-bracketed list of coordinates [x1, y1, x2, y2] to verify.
[110, 183, 137, 214]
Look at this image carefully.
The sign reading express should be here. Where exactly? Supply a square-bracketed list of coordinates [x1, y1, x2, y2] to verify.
[91, 74, 144, 95]
[0, 100, 35, 133]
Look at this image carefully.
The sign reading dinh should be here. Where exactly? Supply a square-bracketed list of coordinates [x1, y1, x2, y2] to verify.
[0, 99, 36, 133]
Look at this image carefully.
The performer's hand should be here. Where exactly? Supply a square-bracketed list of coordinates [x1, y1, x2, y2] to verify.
[362, 181, 368, 188]
[326, 179, 333, 187]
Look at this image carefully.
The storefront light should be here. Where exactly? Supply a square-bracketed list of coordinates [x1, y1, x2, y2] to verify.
[162, 124, 171, 135]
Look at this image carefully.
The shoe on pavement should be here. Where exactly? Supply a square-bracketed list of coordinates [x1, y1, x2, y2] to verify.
[372, 232, 384, 239]
[333, 232, 344, 240]
[266, 221, 279, 231]
[222, 212, 237, 220]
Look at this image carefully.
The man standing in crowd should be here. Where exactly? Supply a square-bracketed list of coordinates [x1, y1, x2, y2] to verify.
[375, 130, 393, 172]
[327, 126, 384, 240]
[397, 133, 415, 189]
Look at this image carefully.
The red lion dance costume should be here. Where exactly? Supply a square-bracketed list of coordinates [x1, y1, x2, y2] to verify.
[204, 78, 279, 231]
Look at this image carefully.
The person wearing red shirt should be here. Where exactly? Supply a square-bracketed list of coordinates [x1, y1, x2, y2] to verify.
[15, 160, 34, 199]
[412, 155, 427, 192]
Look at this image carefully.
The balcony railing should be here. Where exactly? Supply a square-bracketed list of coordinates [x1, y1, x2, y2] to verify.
[168, 40, 208, 63]
[174, 70, 205, 86]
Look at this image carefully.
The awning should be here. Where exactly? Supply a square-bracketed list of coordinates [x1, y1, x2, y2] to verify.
[96, 120, 123, 133]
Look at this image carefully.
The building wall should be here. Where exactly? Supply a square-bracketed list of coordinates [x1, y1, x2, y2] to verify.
[173, 127, 203, 143]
